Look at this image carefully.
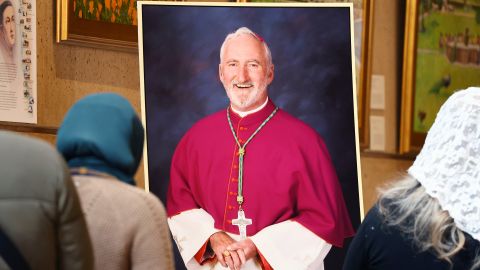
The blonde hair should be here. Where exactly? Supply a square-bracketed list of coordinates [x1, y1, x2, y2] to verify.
[377, 175, 480, 269]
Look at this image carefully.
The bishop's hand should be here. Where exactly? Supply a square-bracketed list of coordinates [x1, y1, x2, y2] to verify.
[227, 238, 258, 262]
[209, 231, 245, 270]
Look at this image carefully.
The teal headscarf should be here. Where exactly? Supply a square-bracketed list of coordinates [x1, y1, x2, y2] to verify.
[57, 93, 144, 185]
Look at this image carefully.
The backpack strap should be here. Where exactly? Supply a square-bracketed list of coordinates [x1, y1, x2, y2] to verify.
[0, 227, 30, 270]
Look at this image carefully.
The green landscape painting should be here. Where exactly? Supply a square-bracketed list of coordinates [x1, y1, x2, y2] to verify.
[414, 0, 480, 133]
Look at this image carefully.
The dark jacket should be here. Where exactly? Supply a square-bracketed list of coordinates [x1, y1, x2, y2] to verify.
[343, 205, 479, 270]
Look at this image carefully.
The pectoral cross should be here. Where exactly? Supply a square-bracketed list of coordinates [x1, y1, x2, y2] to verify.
[232, 209, 252, 239]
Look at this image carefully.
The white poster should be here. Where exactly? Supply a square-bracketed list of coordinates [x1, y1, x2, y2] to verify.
[0, 0, 36, 123]
[369, 115, 386, 151]
[370, 74, 385, 110]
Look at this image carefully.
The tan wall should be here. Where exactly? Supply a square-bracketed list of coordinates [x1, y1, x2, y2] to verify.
[357, 0, 413, 215]
[368, 0, 401, 153]
[38, 2, 140, 127]
[360, 154, 413, 213]
[12, 1, 144, 187]
[3, 1, 410, 213]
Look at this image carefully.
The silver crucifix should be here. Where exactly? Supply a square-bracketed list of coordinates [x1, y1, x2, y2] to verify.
[232, 209, 252, 239]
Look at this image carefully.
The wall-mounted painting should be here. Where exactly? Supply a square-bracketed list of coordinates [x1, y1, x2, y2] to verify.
[401, 0, 480, 153]
[56, 0, 138, 51]
[0, 0, 37, 124]
[354, 0, 374, 149]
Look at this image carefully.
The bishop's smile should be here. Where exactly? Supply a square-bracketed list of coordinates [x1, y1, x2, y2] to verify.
[234, 82, 254, 89]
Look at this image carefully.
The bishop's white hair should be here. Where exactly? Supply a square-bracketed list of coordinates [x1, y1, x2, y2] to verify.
[219, 27, 273, 67]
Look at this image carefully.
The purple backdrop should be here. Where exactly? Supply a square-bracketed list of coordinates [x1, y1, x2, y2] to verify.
[140, 4, 360, 269]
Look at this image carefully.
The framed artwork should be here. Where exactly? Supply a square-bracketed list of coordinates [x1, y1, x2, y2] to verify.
[0, 0, 37, 123]
[354, 0, 374, 149]
[139, 2, 361, 269]
[56, 0, 138, 51]
[401, 0, 480, 153]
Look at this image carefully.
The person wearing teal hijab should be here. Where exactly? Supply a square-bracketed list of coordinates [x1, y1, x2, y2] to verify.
[57, 93, 174, 270]
[57, 93, 144, 185]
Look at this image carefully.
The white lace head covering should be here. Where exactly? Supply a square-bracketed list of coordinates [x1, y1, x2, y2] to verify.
[408, 87, 480, 241]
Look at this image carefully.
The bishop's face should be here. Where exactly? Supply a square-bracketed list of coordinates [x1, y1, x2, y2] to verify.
[219, 34, 274, 112]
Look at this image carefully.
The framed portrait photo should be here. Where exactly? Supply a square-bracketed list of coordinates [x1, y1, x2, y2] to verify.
[138, 1, 362, 268]
[400, 0, 480, 153]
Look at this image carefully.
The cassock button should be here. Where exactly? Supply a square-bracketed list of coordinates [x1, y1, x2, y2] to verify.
[228, 205, 233, 210]
[229, 191, 237, 196]
[227, 220, 232, 224]
[232, 178, 238, 182]
[233, 165, 238, 169]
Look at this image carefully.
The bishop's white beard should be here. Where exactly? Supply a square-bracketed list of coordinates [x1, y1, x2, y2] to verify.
[224, 81, 267, 111]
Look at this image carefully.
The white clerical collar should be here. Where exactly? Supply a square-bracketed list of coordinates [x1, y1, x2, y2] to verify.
[231, 98, 269, 118]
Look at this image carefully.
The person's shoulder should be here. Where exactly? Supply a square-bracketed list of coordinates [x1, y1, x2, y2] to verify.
[113, 181, 165, 209]
[89, 177, 167, 214]
[76, 175, 165, 208]
[117, 184, 168, 222]
[0, 131, 68, 196]
[0, 131, 62, 165]
[354, 205, 390, 243]
[274, 109, 321, 139]
[86, 179, 169, 232]
[363, 205, 384, 226]
[191, 109, 225, 128]
[182, 109, 226, 139]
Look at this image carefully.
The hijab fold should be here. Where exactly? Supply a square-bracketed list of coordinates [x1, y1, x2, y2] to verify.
[57, 93, 144, 185]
